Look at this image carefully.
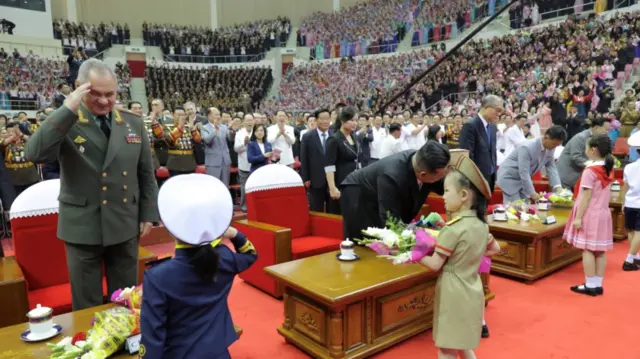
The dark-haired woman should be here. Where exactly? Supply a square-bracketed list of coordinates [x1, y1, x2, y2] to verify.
[247, 123, 273, 173]
[563, 134, 614, 296]
[325, 106, 360, 214]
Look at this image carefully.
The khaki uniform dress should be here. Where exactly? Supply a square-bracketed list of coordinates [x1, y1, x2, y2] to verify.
[432, 211, 491, 350]
[151, 121, 201, 173]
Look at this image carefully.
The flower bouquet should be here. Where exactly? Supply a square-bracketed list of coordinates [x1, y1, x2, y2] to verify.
[504, 200, 541, 222]
[541, 188, 573, 207]
[48, 286, 143, 358]
[355, 212, 443, 264]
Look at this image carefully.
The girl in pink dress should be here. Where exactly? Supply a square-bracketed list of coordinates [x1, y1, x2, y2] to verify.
[563, 134, 614, 296]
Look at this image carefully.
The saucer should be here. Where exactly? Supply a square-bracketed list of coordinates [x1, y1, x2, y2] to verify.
[336, 253, 359, 262]
[20, 324, 62, 342]
[492, 216, 508, 222]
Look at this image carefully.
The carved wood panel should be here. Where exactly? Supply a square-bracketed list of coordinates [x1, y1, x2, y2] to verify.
[547, 236, 576, 263]
[492, 240, 523, 266]
[376, 283, 435, 336]
[292, 297, 327, 346]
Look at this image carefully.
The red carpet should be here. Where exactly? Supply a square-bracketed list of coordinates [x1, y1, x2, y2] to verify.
[4, 239, 636, 358]
[220, 243, 638, 359]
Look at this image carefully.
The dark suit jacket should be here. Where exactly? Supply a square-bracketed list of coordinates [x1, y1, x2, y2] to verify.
[459, 115, 497, 182]
[247, 141, 272, 173]
[54, 94, 66, 109]
[326, 131, 359, 188]
[300, 129, 329, 189]
[356, 128, 374, 164]
[342, 150, 444, 227]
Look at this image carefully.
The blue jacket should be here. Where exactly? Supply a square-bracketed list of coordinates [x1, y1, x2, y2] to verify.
[246, 140, 272, 173]
[139, 233, 258, 359]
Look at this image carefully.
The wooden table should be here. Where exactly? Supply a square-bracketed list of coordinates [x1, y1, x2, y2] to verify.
[610, 190, 627, 241]
[0, 304, 243, 358]
[264, 248, 494, 359]
[488, 208, 582, 283]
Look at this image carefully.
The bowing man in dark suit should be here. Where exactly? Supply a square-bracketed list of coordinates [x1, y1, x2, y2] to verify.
[325, 107, 360, 215]
[246, 124, 273, 173]
[300, 109, 332, 212]
[459, 94, 501, 191]
[340, 142, 451, 241]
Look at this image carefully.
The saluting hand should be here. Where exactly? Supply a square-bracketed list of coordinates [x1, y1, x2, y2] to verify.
[64, 83, 91, 112]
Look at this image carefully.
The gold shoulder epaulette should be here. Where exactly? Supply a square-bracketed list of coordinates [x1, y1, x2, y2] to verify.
[446, 216, 462, 226]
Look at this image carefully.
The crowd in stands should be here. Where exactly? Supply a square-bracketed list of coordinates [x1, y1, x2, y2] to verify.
[142, 18, 290, 64]
[53, 20, 130, 56]
[0, 49, 68, 111]
[298, 0, 413, 59]
[144, 65, 272, 113]
[411, 0, 507, 46]
[114, 62, 132, 103]
[268, 11, 640, 124]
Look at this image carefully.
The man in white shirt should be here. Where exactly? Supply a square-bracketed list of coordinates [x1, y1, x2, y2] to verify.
[403, 113, 428, 150]
[503, 114, 527, 159]
[369, 115, 387, 163]
[379, 124, 404, 159]
[267, 110, 296, 166]
[623, 131, 640, 271]
[233, 114, 254, 212]
[496, 114, 507, 154]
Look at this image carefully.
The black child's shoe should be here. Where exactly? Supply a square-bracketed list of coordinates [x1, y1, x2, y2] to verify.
[481, 324, 489, 338]
[570, 284, 598, 296]
[623, 262, 640, 271]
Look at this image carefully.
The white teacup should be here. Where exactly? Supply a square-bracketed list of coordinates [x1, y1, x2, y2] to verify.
[537, 199, 550, 211]
[340, 238, 356, 259]
[26, 304, 54, 335]
[493, 208, 507, 221]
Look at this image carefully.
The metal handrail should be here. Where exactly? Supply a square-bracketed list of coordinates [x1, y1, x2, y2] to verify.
[535, 1, 597, 19]
[0, 98, 43, 112]
[424, 91, 479, 114]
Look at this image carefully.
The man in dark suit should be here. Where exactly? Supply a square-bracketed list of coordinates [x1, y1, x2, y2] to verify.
[339, 141, 451, 241]
[54, 84, 71, 109]
[459, 94, 501, 191]
[300, 109, 331, 212]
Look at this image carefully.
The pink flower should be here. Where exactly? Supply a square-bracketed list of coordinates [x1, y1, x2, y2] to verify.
[368, 241, 391, 255]
[415, 228, 436, 251]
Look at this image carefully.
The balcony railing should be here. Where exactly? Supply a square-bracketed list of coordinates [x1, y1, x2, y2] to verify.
[162, 52, 266, 64]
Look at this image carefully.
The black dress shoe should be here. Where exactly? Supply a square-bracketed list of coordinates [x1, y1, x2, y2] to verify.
[481, 324, 489, 338]
[570, 284, 598, 296]
[623, 262, 640, 271]
[634, 258, 640, 266]
[595, 287, 604, 295]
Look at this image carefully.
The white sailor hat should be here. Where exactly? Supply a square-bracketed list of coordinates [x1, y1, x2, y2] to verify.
[629, 131, 640, 148]
[158, 174, 233, 246]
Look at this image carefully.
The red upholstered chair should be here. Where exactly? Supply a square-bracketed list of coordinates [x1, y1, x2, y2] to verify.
[155, 166, 170, 179]
[0, 180, 156, 327]
[613, 137, 629, 158]
[613, 168, 623, 180]
[196, 165, 206, 174]
[233, 164, 342, 298]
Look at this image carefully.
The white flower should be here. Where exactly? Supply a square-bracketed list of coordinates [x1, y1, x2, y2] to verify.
[363, 227, 401, 248]
[392, 252, 412, 264]
[56, 337, 72, 347]
[400, 229, 415, 241]
[521, 213, 531, 222]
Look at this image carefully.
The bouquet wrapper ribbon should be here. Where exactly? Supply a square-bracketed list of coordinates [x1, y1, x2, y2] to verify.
[424, 212, 445, 229]
[367, 241, 392, 255]
[397, 229, 437, 264]
[478, 256, 492, 273]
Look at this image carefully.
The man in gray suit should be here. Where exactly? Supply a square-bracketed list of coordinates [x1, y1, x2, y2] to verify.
[201, 107, 231, 186]
[497, 125, 567, 203]
[557, 117, 611, 189]
[25, 59, 158, 310]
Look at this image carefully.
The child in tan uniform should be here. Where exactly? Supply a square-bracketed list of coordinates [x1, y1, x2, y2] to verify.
[420, 155, 501, 359]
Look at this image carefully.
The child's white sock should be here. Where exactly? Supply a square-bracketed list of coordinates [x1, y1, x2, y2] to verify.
[482, 319, 486, 326]
[635, 254, 640, 260]
[585, 276, 597, 288]
[594, 276, 603, 288]
[626, 254, 635, 264]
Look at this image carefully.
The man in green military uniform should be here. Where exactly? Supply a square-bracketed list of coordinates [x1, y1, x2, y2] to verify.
[24, 59, 158, 310]
[3, 122, 40, 195]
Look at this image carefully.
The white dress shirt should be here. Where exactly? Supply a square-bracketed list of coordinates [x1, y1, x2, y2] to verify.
[624, 160, 640, 209]
[233, 127, 253, 172]
[267, 124, 296, 166]
[370, 126, 387, 159]
[504, 125, 526, 158]
[379, 136, 403, 159]
[496, 122, 507, 152]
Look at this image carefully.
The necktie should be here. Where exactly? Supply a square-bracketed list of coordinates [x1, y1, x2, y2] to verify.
[98, 115, 111, 139]
[321, 132, 327, 153]
[485, 124, 491, 145]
